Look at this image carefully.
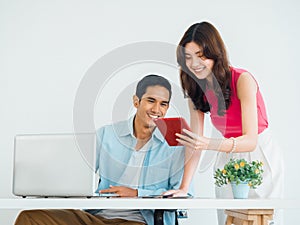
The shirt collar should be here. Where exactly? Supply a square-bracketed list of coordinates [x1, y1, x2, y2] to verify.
[119, 115, 164, 143]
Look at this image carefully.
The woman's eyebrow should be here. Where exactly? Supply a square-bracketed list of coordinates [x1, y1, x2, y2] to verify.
[185, 50, 202, 55]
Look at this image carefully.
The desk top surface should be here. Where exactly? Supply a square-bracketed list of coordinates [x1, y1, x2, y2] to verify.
[1, 198, 298, 210]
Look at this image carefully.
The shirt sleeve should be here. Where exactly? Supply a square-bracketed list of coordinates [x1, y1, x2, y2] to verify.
[137, 147, 189, 197]
[95, 127, 105, 174]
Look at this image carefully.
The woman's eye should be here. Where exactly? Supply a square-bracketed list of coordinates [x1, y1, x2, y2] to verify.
[198, 54, 206, 59]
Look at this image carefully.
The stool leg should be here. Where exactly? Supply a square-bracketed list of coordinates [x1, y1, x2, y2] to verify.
[234, 218, 248, 225]
[250, 216, 259, 225]
[225, 215, 233, 225]
[262, 215, 273, 225]
[248, 220, 254, 225]
[257, 215, 262, 225]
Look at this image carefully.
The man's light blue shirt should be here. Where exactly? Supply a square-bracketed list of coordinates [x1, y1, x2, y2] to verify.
[93, 116, 186, 225]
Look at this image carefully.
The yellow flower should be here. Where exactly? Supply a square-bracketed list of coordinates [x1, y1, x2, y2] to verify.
[240, 161, 245, 167]
[234, 164, 239, 170]
[222, 169, 227, 175]
[255, 169, 260, 174]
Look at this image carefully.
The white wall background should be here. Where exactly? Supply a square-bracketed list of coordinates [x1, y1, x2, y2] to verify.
[1, 0, 300, 224]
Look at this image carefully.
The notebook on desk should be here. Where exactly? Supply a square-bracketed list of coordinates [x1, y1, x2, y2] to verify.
[12, 133, 99, 198]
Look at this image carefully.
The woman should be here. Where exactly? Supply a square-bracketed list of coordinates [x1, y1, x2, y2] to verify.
[166, 22, 283, 224]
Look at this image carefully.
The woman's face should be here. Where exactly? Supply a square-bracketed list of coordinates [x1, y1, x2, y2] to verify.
[184, 42, 214, 80]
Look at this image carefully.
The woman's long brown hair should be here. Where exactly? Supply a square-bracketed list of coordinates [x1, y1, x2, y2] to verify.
[177, 22, 231, 116]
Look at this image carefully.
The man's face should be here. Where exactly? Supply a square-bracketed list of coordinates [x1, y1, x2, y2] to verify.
[134, 85, 170, 128]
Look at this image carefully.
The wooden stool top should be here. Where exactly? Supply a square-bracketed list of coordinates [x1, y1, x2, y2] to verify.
[225, 209, 274, 215]
[225, 209, 274, 225]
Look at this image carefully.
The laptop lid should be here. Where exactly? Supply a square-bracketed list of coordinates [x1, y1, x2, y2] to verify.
[12, 133, 97, 197]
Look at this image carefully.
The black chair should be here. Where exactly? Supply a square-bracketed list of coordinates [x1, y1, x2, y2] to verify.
[154, 209, 179, 225]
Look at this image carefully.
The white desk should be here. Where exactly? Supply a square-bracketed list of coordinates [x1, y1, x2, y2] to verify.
[0, 198, 297, 210]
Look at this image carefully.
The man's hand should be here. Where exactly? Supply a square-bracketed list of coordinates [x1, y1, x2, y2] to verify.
[100, 185, 138, 197]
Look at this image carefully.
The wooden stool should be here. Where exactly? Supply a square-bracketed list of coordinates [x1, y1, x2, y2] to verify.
[225, 209, 274, 225]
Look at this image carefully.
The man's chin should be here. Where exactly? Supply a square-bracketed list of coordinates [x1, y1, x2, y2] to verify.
[146, 121, 156, 129]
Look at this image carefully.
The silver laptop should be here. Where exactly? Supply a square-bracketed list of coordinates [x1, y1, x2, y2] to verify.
[12, 133, 98, 197]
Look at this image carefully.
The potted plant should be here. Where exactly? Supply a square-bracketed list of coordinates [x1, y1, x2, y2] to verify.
[214, 158, 264, 199]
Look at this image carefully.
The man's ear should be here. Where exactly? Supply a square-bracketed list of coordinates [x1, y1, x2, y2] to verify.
[133, 95, 139, 108]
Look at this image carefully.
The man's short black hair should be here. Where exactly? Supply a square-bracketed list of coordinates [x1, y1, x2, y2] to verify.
[135, 75, 172, 100]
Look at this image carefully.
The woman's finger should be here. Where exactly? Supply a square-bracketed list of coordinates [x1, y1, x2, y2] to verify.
[182, 129, 199, 139]
[176, 138, 195, 149]
[163, 189, 177, 195]
[176, 133, 195, 143]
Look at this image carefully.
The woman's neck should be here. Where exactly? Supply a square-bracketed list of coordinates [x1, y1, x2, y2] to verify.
[206, 77, 214, 90]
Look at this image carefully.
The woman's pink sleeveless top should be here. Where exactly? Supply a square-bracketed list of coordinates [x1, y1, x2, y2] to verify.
[205, 67, 268, 138]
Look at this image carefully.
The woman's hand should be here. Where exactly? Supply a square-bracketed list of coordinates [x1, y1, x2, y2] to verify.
[163, 189, 188, 197]
[176, 129, 209, 151]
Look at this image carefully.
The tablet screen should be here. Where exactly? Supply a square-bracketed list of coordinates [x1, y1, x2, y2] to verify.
[154, 117, 191, 146]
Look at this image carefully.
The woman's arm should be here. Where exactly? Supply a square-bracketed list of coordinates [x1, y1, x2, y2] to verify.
[234, 72, 259, 151]
[176, 72, 259, 153]
[179, 99, 204, 192]
[163, 99, 204, 196]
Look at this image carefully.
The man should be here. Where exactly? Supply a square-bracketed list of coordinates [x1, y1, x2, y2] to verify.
[15, 74, 187, 225]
